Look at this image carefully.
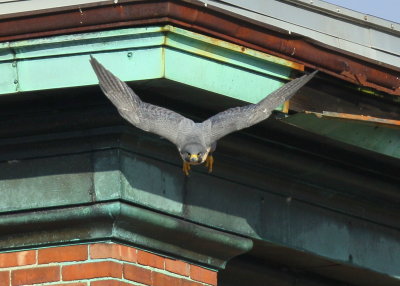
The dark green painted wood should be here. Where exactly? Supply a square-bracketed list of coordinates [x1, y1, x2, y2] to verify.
[0, 23, 399, 286]
[94, 149, 121, 201]
[0, 124, 399, 284]
[284, 113, 400, 159]
[0, 201, 252, 269]
[0, 25, 296, 105]
[0, 154, 93, 212]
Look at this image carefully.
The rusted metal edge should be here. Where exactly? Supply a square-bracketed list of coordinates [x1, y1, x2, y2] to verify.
[305, 111, 400, 127]
[0, 0, 398, 95]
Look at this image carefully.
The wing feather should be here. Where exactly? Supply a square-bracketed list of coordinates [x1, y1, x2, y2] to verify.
[90, 56, 193, 145]
[204, 71, 317, 143]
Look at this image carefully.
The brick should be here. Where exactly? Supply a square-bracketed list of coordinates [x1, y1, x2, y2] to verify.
[182, 280, 204, 286]
[90, 243, 137, 263]
[91, 280, 137, 286]
[165, 258, 189, 276]
[152, 272, 182, 286]
[0, 250, 36, 268]
[190, 265, 217, 286]
[62, 261, 122, 280]
[38, 245, 88, 264]
[123, 264, 152, 285]
[0, 271, 10, 286]
[137, 250, 164, 269]
[12, 266, 60, 286]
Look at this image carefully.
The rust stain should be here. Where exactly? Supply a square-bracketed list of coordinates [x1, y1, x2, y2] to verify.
[306, 111, 400, 126]
[0, 0, 398, 95]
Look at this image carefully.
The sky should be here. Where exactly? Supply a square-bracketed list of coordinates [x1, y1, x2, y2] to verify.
[323, 0, 399, 23]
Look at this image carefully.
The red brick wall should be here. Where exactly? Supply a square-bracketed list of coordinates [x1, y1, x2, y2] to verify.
[0, 243, 217, 286]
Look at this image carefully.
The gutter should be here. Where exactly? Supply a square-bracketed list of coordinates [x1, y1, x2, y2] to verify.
[0, 0, 398, 95]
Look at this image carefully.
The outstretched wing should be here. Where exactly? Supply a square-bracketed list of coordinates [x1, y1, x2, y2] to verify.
[204, 71, 317, 143]
[90, 56, 193, 145]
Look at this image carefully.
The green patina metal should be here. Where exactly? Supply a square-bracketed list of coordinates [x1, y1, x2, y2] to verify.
[0, 25, 299, 105]
[0, 200, 253, 269]
[0, 23, 399, 285]
[284, 113, 400, 159]
[0, 129, 399, 283]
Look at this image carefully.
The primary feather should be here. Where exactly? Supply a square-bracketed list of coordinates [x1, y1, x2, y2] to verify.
[204, 70, 317, 144]
[90, 56, 317, 165]
[90, 56, 193, 145]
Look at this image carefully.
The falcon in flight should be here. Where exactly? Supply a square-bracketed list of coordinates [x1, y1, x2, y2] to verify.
[90, 56, 316, 175]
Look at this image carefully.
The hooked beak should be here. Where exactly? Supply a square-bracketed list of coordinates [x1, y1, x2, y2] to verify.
[189, 154, 199, 163]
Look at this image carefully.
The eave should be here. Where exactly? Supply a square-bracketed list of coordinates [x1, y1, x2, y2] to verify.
[0, 0, 399, 96]
[0, 25, 300, 100]
[1, 22, 399, 161]
[0, 2, 399, 285]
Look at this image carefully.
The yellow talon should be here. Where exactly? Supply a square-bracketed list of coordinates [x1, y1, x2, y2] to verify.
[183, 156, 214, 175]
[182, 161, 191, 176]
[205, 155, 214, 173]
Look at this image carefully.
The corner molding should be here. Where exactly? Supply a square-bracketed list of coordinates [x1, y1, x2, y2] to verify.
[0, 201, 253, 269]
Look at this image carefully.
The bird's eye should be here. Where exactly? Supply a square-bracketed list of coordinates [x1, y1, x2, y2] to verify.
[197, 152, 202, 156]
[187, 153, 191, 156]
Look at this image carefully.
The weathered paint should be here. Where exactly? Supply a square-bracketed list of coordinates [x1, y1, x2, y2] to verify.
[0, 60, 17, 94]
[0, 201, 253, 269]
[164, 47, 285, 104]
[0, 153, 93, 213]
[0, 25, 298, 105]
[307, 111, 400, 126]
[163, 26, 303, 71]
[0, 0, 397, 95]
[0, 134, 399, 282]
[284, 112, 400, 159]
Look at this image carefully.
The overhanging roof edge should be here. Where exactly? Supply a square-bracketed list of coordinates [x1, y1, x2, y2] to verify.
[0, 0, 398, 96]
[206, 0, 400, 69]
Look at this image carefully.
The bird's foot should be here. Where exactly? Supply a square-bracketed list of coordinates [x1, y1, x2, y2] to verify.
[183, 161, 191, 176]
[204, 155, 214, 173]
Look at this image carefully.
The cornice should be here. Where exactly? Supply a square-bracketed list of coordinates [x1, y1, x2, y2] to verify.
[0, 0, 398, 95]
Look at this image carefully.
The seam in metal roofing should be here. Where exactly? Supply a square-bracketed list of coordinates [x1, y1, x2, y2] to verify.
[0, 0, 110, 17]
[204, 0, 400, 69]
[0, 0, 399, 95]
[0, 0, 399, 69]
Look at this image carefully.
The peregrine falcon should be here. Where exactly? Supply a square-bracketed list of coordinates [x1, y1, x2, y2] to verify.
[90, 56, 317, 175]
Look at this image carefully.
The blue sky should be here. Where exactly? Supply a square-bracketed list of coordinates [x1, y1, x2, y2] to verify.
[323, 0, 399, 23]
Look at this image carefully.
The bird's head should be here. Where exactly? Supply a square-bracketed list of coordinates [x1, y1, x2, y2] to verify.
[180, 143, 209, 165]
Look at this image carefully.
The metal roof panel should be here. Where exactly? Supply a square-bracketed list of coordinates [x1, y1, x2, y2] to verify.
[206, 0, 400, 67]
[0, 0, 398, 94]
